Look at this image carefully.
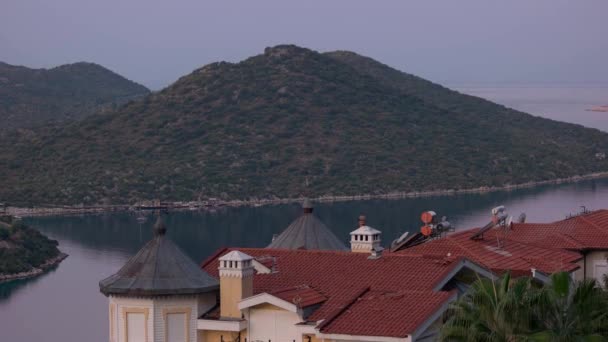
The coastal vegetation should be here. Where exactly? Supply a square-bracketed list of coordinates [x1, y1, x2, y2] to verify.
[1, 45, 608, 206]
[441, 272, 608, 341]
[0, 61, 149, 130]
[0, 216, 62, 276]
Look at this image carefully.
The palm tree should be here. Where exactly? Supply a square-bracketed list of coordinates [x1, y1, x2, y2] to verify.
[441, 272, 608, 342]
[529, 272, 608, 342]
[441, 272, 536, 341]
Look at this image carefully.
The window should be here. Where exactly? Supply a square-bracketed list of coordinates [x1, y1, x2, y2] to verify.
[595, 263, 608, 286]
[163, 308, 191, 342]
[125, 311, 147, 342]
[166, 313, 186, 342]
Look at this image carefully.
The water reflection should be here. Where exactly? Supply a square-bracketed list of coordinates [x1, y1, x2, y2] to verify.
[0, 269, 57, 299]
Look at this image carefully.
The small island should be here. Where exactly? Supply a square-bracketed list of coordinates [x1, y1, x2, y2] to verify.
[0, 216, 67, 283]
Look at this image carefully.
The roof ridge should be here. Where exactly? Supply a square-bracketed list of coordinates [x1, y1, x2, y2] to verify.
[151, 237, 162, 290]
[317, 286, 371, 332]
[577, 215, 608, 233]
[444, 238, 488, 267]
[271, 284, 312, 294]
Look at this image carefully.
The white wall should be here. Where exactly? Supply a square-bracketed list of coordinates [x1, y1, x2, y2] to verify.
[110, 296, 154, 342]
[153, 296, 199, 342]
[247, 306, 301, 342]
[109, 294, 216, 342]
[585, 251, 608, 284]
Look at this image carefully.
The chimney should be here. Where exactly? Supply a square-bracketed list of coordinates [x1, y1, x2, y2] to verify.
[350, 215, 382, 254]
[218, 251, 254, 319]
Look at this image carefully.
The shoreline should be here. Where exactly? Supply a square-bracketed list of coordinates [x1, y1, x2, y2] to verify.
[0, 252, 68, 283]
[5, 171, 608, 218]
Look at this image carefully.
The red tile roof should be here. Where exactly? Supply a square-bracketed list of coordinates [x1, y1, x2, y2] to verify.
[507, 210, 608, 251]
[270, 285, 327, 308]
[396, 228, 582, 277]
[318, 289, 455, 338]
[201, 248, 473, 337]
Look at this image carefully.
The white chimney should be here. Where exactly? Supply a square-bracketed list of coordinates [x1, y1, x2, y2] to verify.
[350, 215, 382, 254]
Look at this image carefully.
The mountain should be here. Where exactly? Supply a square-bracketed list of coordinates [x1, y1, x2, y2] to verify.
[1, 45, 607, 206]
[0, 61, 149, 130]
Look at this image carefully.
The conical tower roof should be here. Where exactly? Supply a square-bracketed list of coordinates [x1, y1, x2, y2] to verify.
[267, 200, 347, 250]
[99, 216, 219, 296]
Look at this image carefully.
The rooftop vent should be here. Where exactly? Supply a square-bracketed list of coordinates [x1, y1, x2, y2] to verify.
[368, 246, 384, 260]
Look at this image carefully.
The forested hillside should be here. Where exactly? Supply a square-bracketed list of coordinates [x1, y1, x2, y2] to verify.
[0, 45, 607, 205]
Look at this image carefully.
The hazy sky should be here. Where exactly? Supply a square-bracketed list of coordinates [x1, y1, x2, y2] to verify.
[2, 1, 607, 90]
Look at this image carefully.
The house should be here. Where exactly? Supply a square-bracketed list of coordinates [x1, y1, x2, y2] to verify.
[501, 209, 608, 282]
[100, 214, 494, 342]
[395, 209, 608, 284]
[393, 227, 582, 282]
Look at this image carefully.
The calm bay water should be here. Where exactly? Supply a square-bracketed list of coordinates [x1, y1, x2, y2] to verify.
[2, 85, 608, 341]
[2, 179, 608, 341]
[454, 84, 608, 132]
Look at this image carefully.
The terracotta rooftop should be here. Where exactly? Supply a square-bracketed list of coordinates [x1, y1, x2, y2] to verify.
[506, 209, 608, 251]
[395, 227, 582, 277]
[201, 248, 483, 337]
[270, 285, 327, 308]
[318, 289, 455, 338]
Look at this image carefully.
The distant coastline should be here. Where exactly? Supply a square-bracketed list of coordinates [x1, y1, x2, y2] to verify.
[5, 171, 608, 218]
[587, 105, 608, 113]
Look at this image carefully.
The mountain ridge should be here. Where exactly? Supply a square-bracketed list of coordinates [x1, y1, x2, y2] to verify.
[0, 61, 150, 130]
[1, 45, 607, 206]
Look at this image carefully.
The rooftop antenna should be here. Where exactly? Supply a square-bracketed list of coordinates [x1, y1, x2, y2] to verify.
[496, 215, 512, 249]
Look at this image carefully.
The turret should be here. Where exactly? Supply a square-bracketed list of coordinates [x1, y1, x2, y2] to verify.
[99, 215, 218, 342]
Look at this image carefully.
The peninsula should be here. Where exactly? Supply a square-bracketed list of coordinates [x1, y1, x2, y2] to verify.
[0, 216, 67, 282]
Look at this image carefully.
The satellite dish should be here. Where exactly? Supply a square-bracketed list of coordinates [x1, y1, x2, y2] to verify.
[421, 225, 433, 237]
[517, 212, 526, 223]
[491, 205, 505, 216]
[421, 211, 435, 224]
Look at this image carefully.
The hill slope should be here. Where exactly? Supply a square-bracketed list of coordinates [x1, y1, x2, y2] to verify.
[1, 45, 607, 205]
[0, 216, 61, 276]
[0, 61, 149, 130]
